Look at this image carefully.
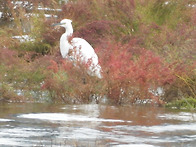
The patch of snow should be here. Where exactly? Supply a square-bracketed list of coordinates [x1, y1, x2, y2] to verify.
[44, 14, 58, 18]
[24, 13, 58, 18]
[188, 4, 196, 8]
[37, 6, 62, 12]
[12, 1, 32, 9]
[12, 35, 34, 42]
[149, 87, 164, 96]
[165, 1, 169, 5]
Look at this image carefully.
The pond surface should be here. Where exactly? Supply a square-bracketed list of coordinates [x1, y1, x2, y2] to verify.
[0, 103, 196, 147]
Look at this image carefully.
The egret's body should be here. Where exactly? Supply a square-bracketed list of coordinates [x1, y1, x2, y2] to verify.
[54, 19, 102, 78]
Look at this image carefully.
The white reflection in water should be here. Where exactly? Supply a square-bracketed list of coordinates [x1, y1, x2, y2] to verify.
[140, 123, 196, 133]
[62, 104, 100, 117]
[114, 144, 155, 147]
[0, 118, 14, 122]
[0, 127, 51, 138]
[109, 123, 196, 134]
[158, 112, 196, 121]
[0, 138, 29, 146]
[19, 104, 132, 123]
[18, 113, 131, 123]
[0, 127, 51, 146]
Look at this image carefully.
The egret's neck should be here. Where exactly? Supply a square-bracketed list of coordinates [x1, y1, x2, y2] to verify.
[65, 24, 73, 37]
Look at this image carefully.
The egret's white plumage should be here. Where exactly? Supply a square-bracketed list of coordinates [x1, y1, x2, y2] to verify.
[54, 19, 102, 78]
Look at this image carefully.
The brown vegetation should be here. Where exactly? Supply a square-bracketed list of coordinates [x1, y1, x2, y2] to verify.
[0, 0, 195, 104]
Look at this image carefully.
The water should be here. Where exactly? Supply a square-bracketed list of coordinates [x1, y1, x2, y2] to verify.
[0, 103, 196, 147]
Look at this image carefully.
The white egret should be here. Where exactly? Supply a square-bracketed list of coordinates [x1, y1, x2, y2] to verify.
[53, 19, 102, 78]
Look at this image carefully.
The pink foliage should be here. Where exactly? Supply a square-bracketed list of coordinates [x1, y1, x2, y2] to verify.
[0, 48, 18, 66]
[97, 41, 175, 102]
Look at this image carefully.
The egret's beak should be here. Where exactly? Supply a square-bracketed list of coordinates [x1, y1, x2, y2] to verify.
[51, 23, 62, 27]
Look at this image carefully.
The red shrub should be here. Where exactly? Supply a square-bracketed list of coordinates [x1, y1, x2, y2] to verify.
[0, 48, 19, 66]
[74, 20, 118, 46]
[47, 60, 59, 73]
[42, 20, 63, 46]
[97, 41, 175, 103]
[42, 56, 104, 103]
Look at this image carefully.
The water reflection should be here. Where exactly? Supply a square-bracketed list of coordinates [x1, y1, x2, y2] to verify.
[0, 103, 196, 146]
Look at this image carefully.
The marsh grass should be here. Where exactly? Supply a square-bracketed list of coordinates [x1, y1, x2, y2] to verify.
[166, 97, 196, 110]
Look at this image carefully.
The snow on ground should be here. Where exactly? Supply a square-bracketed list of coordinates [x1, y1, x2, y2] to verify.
[12, 35, 34, 43]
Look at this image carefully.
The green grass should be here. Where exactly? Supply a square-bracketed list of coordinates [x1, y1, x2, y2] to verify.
[166, 97, 196, 110]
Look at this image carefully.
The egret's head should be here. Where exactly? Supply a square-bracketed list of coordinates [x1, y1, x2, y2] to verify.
[52, 19, 72, 28]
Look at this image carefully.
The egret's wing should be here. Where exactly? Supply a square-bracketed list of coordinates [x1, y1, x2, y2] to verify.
[71, 38, 99, 65]
[71, 38, 102, 78]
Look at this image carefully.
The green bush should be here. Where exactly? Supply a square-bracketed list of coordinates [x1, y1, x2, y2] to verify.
[166, 97, 196, 110]
[19, 41, 51, 55]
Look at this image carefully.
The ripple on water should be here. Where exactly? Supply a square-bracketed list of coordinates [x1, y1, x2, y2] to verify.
[1, 104, 196, 146]
[114, 144, 156, 147]
[0, 118, 14, 122]
[158, 112, 196, 122]
[105, 122, 196, 134]
[0, 127, 54, 146]
[18, 113, 132, 123]
[0, 138, 29, 146]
